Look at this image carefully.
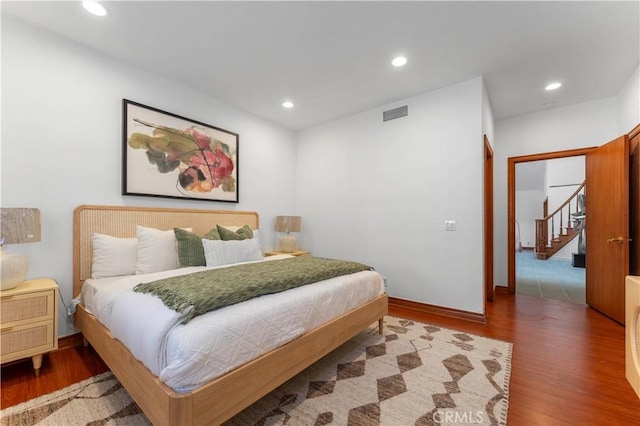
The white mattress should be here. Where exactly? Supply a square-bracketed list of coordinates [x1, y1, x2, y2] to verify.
[81, 256, 384, 393]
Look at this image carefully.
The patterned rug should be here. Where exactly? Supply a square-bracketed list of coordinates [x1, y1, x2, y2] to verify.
[0, 317, 512, 426]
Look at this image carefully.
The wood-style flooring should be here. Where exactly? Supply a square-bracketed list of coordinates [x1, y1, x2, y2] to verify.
[1, 293, 639, 425]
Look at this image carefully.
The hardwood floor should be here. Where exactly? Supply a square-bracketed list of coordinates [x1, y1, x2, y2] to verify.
[392, 293, 639, 425]
[1, 293, 639, 425]
[1, 344, 108, 409]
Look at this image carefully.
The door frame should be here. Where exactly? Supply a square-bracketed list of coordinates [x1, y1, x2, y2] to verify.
[507, 147, 596, 293]
[484, 136, 494, 303]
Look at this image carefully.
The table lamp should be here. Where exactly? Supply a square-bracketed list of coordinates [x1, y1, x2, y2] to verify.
[275, 216, 301, 253]
[1, 208, 41, 290]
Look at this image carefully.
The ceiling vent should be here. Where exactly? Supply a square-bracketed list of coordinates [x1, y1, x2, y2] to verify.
[383, 105, 408, 122]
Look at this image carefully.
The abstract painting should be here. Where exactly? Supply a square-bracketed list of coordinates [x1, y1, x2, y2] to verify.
[122, 99, 239, 202]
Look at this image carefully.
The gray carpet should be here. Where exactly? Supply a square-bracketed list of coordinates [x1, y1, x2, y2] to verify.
[516, 251, 586, 304]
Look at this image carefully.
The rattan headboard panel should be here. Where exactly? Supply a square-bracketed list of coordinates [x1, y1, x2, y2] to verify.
[73, 205, 259, 297]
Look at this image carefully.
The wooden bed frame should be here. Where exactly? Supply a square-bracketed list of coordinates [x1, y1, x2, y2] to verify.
[72, 205, 388, 425]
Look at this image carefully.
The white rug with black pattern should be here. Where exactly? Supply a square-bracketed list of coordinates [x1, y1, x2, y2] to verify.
[1, 316, 512, 426]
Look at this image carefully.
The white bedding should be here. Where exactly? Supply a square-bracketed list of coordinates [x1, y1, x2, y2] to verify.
[81, 255, 384, 393]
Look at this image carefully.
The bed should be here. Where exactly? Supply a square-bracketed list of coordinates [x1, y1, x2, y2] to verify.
[72, 205, 388, 425]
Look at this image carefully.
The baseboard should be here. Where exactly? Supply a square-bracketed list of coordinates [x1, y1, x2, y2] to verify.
[388, 297, 486, 323]
[56, 333, 84, 351]
[495, 286, 510, 294]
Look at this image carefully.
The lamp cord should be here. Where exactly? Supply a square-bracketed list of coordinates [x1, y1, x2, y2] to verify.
[57, 290, 77, 318]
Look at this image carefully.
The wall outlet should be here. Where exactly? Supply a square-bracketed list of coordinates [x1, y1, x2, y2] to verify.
[445, 220, 456, 231]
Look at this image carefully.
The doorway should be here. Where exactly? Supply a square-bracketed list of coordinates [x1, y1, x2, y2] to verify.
[507, 147, 595, 294]
[508, 131, 633, 324]
[515, 157, 586, 304]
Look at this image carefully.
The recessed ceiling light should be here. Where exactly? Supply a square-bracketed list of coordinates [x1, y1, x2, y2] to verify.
[545, 82, 562, 91]
[392, 56, 407, 67]
[282, 101, 294, 109]
[82, 1, 108, 17]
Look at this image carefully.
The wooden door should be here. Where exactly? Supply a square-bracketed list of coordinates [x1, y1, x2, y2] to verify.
[585, 135, 630, 324]
[484, 136, 494, 303]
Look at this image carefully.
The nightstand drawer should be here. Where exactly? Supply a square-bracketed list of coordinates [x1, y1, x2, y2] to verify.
[1, 290, 55, 328]
[0, 279, 59, 374]
[0, 320, 56, 363]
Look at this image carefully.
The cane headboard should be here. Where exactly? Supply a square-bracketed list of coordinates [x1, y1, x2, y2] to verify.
[73, 205, 259, 298]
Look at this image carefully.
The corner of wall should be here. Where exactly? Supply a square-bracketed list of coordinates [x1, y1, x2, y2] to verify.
[617, 65, 640, 134]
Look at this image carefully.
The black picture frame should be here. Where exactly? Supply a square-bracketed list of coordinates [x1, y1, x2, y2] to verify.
[122, 99, 239, 203]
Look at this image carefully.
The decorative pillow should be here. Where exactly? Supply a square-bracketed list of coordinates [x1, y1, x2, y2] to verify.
[202, 238, 263, 267]
[217, 224, 254, 240]
[174, 227, 221, 267]
[135, 226, 191, 274]
[91, 233, 137, 279]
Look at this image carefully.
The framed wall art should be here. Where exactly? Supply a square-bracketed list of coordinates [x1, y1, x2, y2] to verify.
[122, 99, 239, 203]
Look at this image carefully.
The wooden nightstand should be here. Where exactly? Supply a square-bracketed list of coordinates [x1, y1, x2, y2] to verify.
[1, 278, 59, 376]
[265, 250, 310, 257]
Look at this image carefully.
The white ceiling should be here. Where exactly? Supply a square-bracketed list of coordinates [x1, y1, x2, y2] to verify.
[2, 1, 639, 131]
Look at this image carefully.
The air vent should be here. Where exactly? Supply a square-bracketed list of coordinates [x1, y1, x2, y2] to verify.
[383, 105, 408, 122]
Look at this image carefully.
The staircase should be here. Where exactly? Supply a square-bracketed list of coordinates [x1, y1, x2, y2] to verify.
[534, 181, 585, 260]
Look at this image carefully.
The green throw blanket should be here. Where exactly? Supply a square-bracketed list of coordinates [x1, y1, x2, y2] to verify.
[133, 257, 372, 322]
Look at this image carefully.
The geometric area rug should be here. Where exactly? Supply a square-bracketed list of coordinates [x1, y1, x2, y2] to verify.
[0, 316, 512, 426]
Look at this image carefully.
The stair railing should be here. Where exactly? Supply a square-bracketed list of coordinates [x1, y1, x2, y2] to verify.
[535, 181, 585, 257]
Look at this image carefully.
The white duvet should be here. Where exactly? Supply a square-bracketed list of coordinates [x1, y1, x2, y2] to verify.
[81, 255, 384, 393]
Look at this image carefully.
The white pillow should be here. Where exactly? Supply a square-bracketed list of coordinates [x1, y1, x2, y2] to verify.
[202, 238, 263, 267]
[135, 226, 191, 274]
[91, 233, 137, 279]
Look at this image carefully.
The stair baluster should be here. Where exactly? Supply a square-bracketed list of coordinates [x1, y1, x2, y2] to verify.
[534, 181, 585, 260]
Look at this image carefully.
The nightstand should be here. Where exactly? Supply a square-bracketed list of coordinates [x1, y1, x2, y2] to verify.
[1, 278, 59, 376]
[265, 250, 310, 257]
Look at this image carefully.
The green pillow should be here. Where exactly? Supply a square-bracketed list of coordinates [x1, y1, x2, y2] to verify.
[217, 224, 254, 240]
[204, 227, 221, 240]
[174, 227, 221, 267]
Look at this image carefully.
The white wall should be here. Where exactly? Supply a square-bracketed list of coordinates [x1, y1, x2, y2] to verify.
[1, 17, 297, 337]
[515, 189, 545, 248]
[617, 65, 640, 134]
[296, 78, 486, 314]
[494, 98, 618, 286]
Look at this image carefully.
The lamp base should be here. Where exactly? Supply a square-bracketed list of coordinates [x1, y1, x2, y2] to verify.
[1, 248, 29, 290]
[279, 235, 297, 253]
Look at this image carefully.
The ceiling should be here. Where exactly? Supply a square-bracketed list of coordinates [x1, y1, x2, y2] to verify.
[2, 1, 639, 131]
